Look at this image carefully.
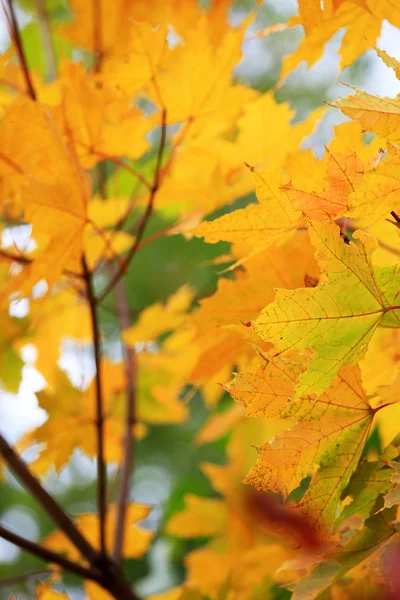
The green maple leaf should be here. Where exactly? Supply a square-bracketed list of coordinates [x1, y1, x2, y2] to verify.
[252, 219, 400, 398]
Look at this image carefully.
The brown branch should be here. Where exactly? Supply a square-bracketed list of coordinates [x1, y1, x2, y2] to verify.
[0, 525, 102, 582]
[92, 0, 103, 73]
[0, 248, 84, 280]
[113, 278, 136, 563]
[81, 255, 108, 556]
[4, 0, 36, 99]
[0, 433, 100, 564]
[97, 109, 167, 303]
[391, 210, 400, 223]
[34, 0, 56, 80]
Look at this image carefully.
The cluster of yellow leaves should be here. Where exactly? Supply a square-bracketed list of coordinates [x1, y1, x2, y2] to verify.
[1, 1, 400, 600]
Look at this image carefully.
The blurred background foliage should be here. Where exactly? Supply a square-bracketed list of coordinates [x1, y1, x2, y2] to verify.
[0, 0, 398, 598]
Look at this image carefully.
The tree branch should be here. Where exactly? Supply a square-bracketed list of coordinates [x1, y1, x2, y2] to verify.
[92, 0, 103, 73]
[0, 525, 102, 582]
[81, 255, 108, 556]
[113, 278, 136, 563]
[4, 0, 36, 99]
[0, 433, 99, 564]
[97, 109, 167, 303]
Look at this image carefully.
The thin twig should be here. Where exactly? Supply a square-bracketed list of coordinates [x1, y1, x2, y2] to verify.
[0, 248, 84, 279]
[97, 109, 167, 303]
[113, 278, 136, 563]
[81, 255, 107, 556]
[77, 142, 152, 190]
[0, 433, 99, 564]
[92, 0, 102, 73]
[0, 569, 53, 588]
[34, 0, 56, 80]
[0, 525, 101, 582]
[4, 0, 36, 99]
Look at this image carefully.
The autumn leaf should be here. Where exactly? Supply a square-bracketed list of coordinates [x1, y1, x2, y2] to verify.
[45, 503, 153, 560]
[0, 97, 89, 295]
[375, 46, 400, 79]
[338, 445, 398, 524]
[252, 219, 400, 398]
[333, 87, 400, 145]
[347, 156, 400, 224]
[236, 362, 375, 528]
[193, 167, 301, 249]
[281, 148, 364, 220]
[166, 494, 227, 538]
[282, 2, 381, 78]
[123, 286, 193, 346]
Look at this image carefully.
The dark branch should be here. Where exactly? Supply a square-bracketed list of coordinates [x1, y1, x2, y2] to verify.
[0, 433, 99, 564]
[4, 0, 36, 99]
[81, 255, 108, 556]
[97, 109, 167, 303]
[0, 525, 101, 582]
[113, 278, 136, 562]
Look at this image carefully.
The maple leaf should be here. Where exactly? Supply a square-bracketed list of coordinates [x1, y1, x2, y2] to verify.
[45, 503, 153, 560]
[375, 46, 400, 80]
[56, 61, 152, 168]
[252, 219, 400, 398]
[0, 97, 89, 295]
[188, 230, 319, 395]
[123, 286, 193, 346]
[20, 365, 128, 473]
[232, 358, 375, 527]
[148, 17, 257, 134]
[347, 156, 400, 225]
[291, 508, 398, 599]
[333, 87, 400, 145]
[282, 2, 381, 78]
[338, 445, 398, 524]
[192, 167, 301, 249]
[360, 328, 400, 395]
[166, 494, 227, 538]
[383, 461, 400, 509]
[282, 148, 365, 220]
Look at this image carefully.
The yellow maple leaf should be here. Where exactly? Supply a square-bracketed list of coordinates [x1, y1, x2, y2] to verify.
[282, 2, 381, 78]
[123, 286, 193, 346]
[242, 363, 378, 530]
[55, 61, 152, 169]
[333, 88, 400, 145]
[45, 503, 153, 561]
[282, 148, 364, 220]
[193, 167, 301, 249]
[149, 17, 256, 134]
[347, 156, 400, 224]
[166, 494, 227, 538]
[0, 97, 89, 295]
[252, 219, 400, 398]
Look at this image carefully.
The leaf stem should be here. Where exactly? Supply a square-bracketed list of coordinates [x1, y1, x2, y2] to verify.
[113, 278, 136, 563]
[0, 433, 99, 564]
[82, 255, 108, 557]
[97, 109, 167, 303]
[77, 143, 152, 191]
[0, 570, 53, 588]
[0, 525, 102, 582]
[4, 0, 36, 99]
